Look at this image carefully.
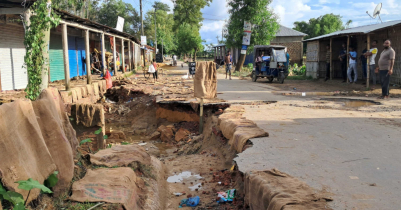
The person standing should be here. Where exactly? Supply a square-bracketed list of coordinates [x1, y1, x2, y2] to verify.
[224, 51, 232, 80]
[255, 51, 264, 75]
[378, 40, 395, 99]
[325, 44, 330, 81]
[347, 46, 358, 83]
[173, 54, 177, 66]
[338, 43, 347, 82]
[363, 40, 378, 86]
[361, 42, 368, 84]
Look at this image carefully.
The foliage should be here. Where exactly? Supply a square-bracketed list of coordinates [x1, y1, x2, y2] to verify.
[16, 179, 52, 193]
[225, 0, 279, 53]
[144, 3, 176, 54]
[293, 14, 351, 40]
[24, 0, 60, 100]
[1, 177, 53, 210]
[121, 142, 130, 145]
[103, 135, 109, 139]
[97, 0, 141, 36]
[172, 0, 212, 31]
[44, 171, 59, 189]
[80, 138, 92, 145]
[291, 63, 306, 75]
[94, 127, 102, 135]
[175, 23, 203, 61]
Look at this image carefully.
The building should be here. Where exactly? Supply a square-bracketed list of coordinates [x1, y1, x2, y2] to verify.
[0, 2, 141, 91]
[213, 25, 306, 66]
[303, 20, 401, 85]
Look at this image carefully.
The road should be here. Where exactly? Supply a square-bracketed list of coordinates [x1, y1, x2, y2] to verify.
[217, 74, 401, 210]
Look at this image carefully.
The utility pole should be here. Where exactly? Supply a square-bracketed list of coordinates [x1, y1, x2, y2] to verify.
[154, 8, 157, 55]
[162, 39, 164, 60]
[140, 0, 145, 67]
[140, 0, 143, 36]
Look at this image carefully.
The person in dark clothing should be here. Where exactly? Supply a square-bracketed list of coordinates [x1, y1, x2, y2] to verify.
[325, 44, 330, 81]
[338, 43, 347, 82]
[361, 41, 368, 84]
[378, 40, 395, 99]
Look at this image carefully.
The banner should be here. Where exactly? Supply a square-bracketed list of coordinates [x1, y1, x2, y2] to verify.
[141, 36, 147, 46]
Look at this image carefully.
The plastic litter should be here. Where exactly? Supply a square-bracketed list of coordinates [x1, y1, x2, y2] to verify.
[217, 189, 236, 203]
[173, 192, 183, 196]
[138, 143, 147, 146]
[178, 196, 200, 208]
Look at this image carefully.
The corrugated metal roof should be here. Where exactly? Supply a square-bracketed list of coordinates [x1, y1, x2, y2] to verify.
[276, 25, 307, 37]
[54, 9, 140, 44]
[304, 20, 401, 42]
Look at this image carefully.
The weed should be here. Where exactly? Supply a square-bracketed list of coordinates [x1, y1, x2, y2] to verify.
[290, 63, 306, 76]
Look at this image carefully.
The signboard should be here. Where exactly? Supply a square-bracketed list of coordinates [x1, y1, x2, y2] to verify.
[243, 21, 252, 32]
[242, 32, 251, 45]
[241, 50, 247, 55]
[156, 54, 163, 63]
[241, 45, 248, 50]
[141, 36, 147, 46]
[189, 62, 196, 75]
[115, 16, 125, 32]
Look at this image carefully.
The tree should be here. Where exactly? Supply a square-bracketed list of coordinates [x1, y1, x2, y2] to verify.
[293, 14, 352, 53]
[172, 0, 212, 31]
[97, 0, 140, 35]
[293, 14, 351, 40]
[225, 0, 279, 72]
[144, 2, 176, 54]
[176, 23, 203, 61]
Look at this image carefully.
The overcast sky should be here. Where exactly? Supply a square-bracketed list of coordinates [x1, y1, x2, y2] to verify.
[131, 0, 401, 45]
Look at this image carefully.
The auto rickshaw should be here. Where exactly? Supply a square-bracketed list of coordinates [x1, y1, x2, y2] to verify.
[251, 45, 288, 84]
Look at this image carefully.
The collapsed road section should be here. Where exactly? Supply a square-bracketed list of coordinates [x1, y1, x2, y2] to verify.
[0, 61, 333, 210]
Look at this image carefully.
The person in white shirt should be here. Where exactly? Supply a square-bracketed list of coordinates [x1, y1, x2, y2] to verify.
[363, 40, 378, 85]
[347, 46, 358, 83]
[173, 55, 177, 66]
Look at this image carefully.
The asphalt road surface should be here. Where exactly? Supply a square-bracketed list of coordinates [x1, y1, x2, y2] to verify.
[217, 74, 401, 210]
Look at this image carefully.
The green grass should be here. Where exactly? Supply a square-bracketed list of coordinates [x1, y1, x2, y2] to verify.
[286, 75, 314, 80]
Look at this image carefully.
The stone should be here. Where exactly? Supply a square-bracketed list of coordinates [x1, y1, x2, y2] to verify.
[149, 131, 161, 140]
[157, 125, 174, 142]
[175, 128, 190, 142]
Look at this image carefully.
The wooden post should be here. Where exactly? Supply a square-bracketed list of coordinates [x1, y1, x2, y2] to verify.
[367, 34, 370, 88]
[85, 29, 92, 84]
[121, 39, 125, 72]
[199, 98, 204, 134]
[330, 38, 332, 80]
[113, 36, 117, 76]
[347, 36, 350, 83]
[128, 41, 131, 71]
[61, 23, 70, 91]
[101, 33, 106, 75]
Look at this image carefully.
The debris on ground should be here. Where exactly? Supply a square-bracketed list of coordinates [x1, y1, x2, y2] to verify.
[89, 145, 151, 167]
[217, 189, 236, 203]
[178, 196, 200, 208]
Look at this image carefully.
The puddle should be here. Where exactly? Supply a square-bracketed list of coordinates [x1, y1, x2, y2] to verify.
[167, 171, 203, 183]
[322, 98, 380, 108]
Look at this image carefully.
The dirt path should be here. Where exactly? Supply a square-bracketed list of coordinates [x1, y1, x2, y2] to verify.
[217, 73, 401, 209]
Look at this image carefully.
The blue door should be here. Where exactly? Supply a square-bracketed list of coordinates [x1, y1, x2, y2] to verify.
[76, 37, 86, 76]
[68, 36, 78, 78]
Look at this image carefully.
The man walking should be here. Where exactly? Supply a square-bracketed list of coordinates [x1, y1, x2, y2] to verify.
[378, 40, 395, 99]
[338, 43, 347, 82]
[347, 46, 358, 83]
[224, 51, 232, 80]
[363, 40, 378, 85]
[325, 44, 330, 81]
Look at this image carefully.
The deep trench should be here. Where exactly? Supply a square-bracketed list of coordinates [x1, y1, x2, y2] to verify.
[67, 89, 248, 210]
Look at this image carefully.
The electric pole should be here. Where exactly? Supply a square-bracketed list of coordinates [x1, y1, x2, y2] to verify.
[140, 0, 144, 36]
[154, 9, 157, 54]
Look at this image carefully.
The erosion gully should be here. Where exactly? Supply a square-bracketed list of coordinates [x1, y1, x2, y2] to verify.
[39, 75, 248, 210]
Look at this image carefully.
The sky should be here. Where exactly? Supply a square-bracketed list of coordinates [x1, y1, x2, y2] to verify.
[130, 0, 401, 45]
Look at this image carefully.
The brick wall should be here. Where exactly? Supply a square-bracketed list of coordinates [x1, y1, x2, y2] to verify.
[271, 41, 303, 65]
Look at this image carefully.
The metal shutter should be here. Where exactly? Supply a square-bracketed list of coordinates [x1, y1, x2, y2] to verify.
[68, 36, 78, 78]
[76, 37, 86, 76]
[49, 34, 65, 82]
[0, 25, 27, 90]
